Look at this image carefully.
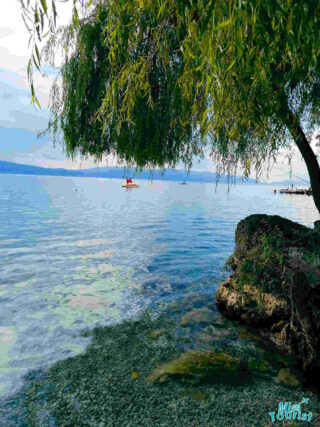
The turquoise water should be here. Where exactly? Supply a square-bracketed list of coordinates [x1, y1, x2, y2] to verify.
[0, 174, 319, 401]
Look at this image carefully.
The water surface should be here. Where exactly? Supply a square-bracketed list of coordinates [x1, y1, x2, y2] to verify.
[0, 174, 318, 400]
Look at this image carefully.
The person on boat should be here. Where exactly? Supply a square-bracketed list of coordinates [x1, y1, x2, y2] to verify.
[128, 178, 133, 184]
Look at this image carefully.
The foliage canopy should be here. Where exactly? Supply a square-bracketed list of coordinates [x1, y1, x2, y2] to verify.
[54, 3, 205, 169]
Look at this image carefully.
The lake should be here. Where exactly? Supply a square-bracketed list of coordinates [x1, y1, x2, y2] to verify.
[0, 174, 319, 402]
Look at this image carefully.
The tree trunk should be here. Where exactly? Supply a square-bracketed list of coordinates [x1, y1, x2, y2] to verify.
[279, 105, 320, 216]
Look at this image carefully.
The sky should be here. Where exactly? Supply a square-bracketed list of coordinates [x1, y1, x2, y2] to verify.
[0, 0, 318, 182]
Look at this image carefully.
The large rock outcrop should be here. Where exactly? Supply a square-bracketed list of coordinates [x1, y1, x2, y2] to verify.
[216, 214, 320, 386]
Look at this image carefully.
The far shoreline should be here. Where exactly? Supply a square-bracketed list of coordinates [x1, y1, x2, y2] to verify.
[0, 171, 306, 186]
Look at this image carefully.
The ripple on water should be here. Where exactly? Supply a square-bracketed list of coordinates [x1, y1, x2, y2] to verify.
[73, 239, 112, 246]
[1, 176, 319, 405]
[0, 256, 145, 400]
[0, 327, 17, 395]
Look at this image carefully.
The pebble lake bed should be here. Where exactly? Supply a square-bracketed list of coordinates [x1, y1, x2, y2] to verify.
[1, 174, 320, 426]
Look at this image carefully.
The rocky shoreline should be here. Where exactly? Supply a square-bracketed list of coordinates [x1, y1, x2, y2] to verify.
[216, 214, 320, 389]
[3, 297, 320, 426]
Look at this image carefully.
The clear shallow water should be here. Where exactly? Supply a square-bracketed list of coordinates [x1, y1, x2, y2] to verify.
[0, 174, 319, 401]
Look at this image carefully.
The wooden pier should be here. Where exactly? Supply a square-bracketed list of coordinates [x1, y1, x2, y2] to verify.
[275, 187, 312, 195]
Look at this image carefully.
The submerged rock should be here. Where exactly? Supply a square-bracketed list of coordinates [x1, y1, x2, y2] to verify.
[197, 324, 234, 343]
[248, 357, 269, 372]
[131, 371, 140, 379]
[276, 368, 300, 387]
[148, 329, 165, 339]
[180, 308, 214, 326]
[216, 214, 320, 388]
[145, 349, 246, 384]
[189, 389, 208, 402]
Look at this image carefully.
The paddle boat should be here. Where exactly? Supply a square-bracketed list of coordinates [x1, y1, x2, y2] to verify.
[122, 183, 139, 188]
[122, 177, 139, 188]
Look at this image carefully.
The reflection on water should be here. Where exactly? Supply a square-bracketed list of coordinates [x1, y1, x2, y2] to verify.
[273, 187, 319, 226]
[0, 175, 318, 401]
[74, 239, 111, 246]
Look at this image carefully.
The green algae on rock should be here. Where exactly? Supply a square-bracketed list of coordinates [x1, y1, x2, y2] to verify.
[145, 349, 246, 384]
[248, 357, 269, 373]
[148, 329, 166, 339]
[196, 324, 237, 344]
[179, 388, 209, 402]
[179, 308, 214, 326]
[276, 368, 300, 387]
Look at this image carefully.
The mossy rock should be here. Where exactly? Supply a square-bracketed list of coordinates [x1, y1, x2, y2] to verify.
[275, 368, 300, 387]
[148, 329, 165, 339]
[277, 355, 291, 367]
[179, 308, 214, 326]
[189, 389, 208, 402]
[179, 388, 209, 402]
[217, 277, 288, 327]
[238, 327, 253, 340]
[247, 358, 269, 372]
[197, 328, 232, 343]
[145, 349, 247, 385]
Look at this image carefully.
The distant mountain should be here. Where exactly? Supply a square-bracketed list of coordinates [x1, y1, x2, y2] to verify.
[0, 160, 258, 183]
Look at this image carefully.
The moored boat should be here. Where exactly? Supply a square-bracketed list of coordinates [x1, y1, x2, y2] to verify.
[279, 187, 312, 195]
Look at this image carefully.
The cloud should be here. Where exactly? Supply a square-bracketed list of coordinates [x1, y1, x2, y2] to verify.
[0, 55, 56, 106]
[1, 110, 50, 133]
[0, 26, 15, 39]
[0, 128, 48, 153]
[0, 77, 50, 132]
[0, 66, 26, 88]
[0, 126, 121, 170]
[0, 91, 14, 99]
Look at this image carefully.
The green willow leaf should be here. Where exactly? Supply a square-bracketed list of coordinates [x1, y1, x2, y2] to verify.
[40, 0, 47, 14]
[35, 44, 41, 65]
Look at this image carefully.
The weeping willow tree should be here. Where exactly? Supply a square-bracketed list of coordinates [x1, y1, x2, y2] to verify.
[20, 0, 320, 212]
